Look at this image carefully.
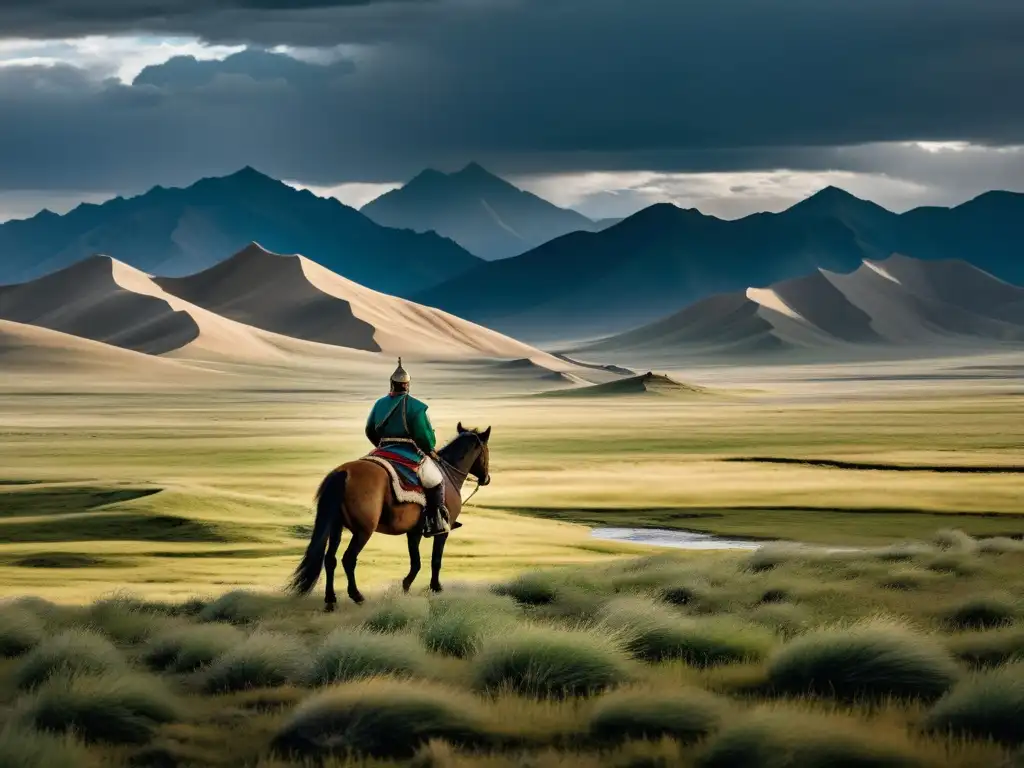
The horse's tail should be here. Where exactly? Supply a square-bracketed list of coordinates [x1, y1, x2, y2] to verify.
[289, 469, 346, 596]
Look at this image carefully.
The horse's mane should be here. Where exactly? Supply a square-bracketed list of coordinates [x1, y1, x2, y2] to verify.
[438, 429, 483, 463]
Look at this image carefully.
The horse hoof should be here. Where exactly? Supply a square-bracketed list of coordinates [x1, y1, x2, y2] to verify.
[401, 581, 412, 593]
[324, 602, 336, 613]
[430, 583, 443, 594]
[349, 592, 365, 605]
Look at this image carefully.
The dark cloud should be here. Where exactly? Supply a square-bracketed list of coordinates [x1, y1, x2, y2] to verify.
[0, 0, 1022, 196]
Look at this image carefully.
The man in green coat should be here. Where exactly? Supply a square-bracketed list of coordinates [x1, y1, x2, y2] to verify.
[365, 358, 450, 537]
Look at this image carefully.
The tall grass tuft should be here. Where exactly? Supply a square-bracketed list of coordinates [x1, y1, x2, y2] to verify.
[697, 710, 922, 768]
[878, 568, 934, 591]
[745, 544, 806, 573]
[420, 594, 518, 658]
[977, 536, 1024, 555]
[941, 594, 1017, 630]
[143, 623, 246, 673]
[14, 630, 125, 690]
[925, 552, 978, 576]
[924, 663, 1024, 746]
[272, 679, 492, 759]
[0, 724, 93, 768]
[203, 631, 307, 692]
[364, 596, 430, 634]
[491, 573, 558, 605]
[21, 673, 184, 744]
[588, 689, 727, 745]
[197, 590, 285, 625]
[931, 528, 978, 553]
[473, 626, 630, 698]
[0, 605, 44, 658]
[765, 622, 958, 701]
[307, 629, 428, 686]
[749, 603, 811, 638]
[947, 626, 1024, 667]
[601, 597, 773, 666]
[85, 594, 169, 644]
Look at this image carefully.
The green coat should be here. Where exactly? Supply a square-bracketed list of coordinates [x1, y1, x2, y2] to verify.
[365, 393, 437, 454]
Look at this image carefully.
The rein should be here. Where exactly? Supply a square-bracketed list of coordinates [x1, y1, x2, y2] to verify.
[437, 433, 486, 507]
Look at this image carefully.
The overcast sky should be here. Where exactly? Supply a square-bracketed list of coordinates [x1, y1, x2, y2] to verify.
[0, 0, 1022, 221]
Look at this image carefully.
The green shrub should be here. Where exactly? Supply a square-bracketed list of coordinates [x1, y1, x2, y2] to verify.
[473, 627, 630, 698]
[924, 663, 1024, 746]
[364, 597, 430, 634]
[697, 710, 921, 768]
[420, 595, 516, 658]
[143, 623, 245, 673]
[602, 598, 773, 666]
[491, 573, 558, 606]
[588, 689, 727, 745]
[765, 623, 958, 701]
[21, 673, 183, 744]
[977, 537, 1024, 555]
[197, 590, 284, 625]
[931, 529, 978, 553]
[0, 606, 44, 658]
[0, 724, 94, 768]
[272, 679, 492, 758]
[941, 595, 1017, 630]
[203, 631, 307, 692]
[948, 626, 1024, 667]
[14, 630, 125, 690]
[307, 629, 427, 686]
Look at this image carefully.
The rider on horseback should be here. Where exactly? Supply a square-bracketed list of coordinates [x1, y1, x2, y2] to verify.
[365, 359, 450, 538]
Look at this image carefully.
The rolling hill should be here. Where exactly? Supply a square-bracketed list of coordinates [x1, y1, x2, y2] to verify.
[361, 163, 605, 260]
[416, 188, 1024, 343]
[576, 255, 1024, 360]
[0, 167, 480, 296]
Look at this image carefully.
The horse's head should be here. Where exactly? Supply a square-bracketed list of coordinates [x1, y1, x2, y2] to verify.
[457, 421, 492, 486]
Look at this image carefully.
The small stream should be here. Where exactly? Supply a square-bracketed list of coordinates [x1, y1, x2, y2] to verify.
[591, 527, 769, 550]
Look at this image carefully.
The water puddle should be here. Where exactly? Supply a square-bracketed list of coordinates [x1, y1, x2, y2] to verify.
[591, 527, 769, 550]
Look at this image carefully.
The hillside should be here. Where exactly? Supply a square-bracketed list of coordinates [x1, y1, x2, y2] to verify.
[156, 243, 583, 365]
[416, 188, 1024, 343]
[361, 163, 600, 260]
[0, 167, 480, 296]
[539, 371, 710, 398]
[578, 255, 1024, 359]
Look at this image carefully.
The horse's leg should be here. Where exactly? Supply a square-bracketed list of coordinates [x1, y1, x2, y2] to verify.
[323, 516, 343, 612]
[429, 533, 449, 593]
[403, 530, 422, 593]
[342, 528, 371, 605]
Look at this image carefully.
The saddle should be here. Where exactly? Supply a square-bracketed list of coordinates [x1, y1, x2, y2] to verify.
[361, 440, 427, 507]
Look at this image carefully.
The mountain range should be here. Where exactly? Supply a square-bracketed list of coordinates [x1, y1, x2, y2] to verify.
[576, 254, 1024, 361]
[361, 162, 614, 261]
[416, 186, 1024, 342]
[0, 167, 480, 296]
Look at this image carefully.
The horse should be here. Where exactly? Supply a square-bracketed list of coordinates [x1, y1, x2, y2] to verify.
[289, 423, 491, 608]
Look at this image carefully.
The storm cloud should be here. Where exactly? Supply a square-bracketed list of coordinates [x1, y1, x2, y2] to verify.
[0, 0, 1022, 203]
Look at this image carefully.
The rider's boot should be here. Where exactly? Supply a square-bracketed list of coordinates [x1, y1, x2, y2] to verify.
[422, 484, 451, 538]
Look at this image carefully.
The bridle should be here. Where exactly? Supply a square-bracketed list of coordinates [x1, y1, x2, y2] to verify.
[436, 431, 490, 506]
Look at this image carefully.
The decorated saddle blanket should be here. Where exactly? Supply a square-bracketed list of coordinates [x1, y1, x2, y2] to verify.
[361, 441, 426, 506]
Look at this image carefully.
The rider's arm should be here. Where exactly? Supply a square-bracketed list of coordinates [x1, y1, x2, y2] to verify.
[365, 408, 378, 446]
[411, 407, 437, 454]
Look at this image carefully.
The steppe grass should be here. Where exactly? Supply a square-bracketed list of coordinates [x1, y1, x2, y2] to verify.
[587, 688, 728, 744]
[947, 625, 1024, 667]
[420, 592, 520, 658]
[13, 629, 126, 690]
[0, 724, 93, 768]
[363, 595, 430, 634]
[924, 663, 1024, 746]
[940, 594, 1018, 630]
[307, 629, 429, 685]
[203, 631, 308, 692]
[0, 605, 44, 657]
[143, 623, 246, 673]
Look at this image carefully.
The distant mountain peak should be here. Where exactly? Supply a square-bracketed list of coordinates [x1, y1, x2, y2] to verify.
[453, 161, 500, 181]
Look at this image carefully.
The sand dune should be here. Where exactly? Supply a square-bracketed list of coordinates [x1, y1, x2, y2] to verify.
[0, 254, 386, 367]
[0, 319, 200, 379]
[156, 243, 570, 366]
[578, 255, 1024, 359]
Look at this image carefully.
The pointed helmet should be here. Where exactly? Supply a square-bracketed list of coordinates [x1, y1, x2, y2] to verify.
[390, 357, 411, 385]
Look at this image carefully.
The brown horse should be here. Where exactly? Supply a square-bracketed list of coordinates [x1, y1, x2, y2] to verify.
[289, 424, 491, 608]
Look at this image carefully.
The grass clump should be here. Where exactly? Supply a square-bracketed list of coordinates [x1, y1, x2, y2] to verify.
[473, 626, 630, 698]
[877, 568, 934, 591]
[420, 594, 517, 658]
[948, 625, 1024, 667]
[931, 528, 978, 553]
[0, 605, 44, 658]
[491, 573, 558, 605]
[143, 623, 246, 673]
[14, 630, 125, 690]
[21, 673, 183, 744]
[924, 663, 1024, 746]
[308, 629, 427, 686]
[870, 542, 933, 562]
[364, 596, 429, 634]
[744, 545, 805, 573]
[697, 710, 922, 768]
[273, 679, 492, 759]
[924, 552, 978, 575]
[765, 622, 958, 701]
[197, 590, 284, 625]
[84, 594, 170, 644]
[602, 597, 773, 666]
[977, 536, 1024, 554]
[749, 603, 812, 638]
[588, 689, 727, 745]
[941, 594, 1017, 630]
[0, 724, 93, 768]
[203, 631, 307, 692]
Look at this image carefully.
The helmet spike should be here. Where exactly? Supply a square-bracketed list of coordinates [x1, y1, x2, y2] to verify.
[390, 357, 411, 385]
